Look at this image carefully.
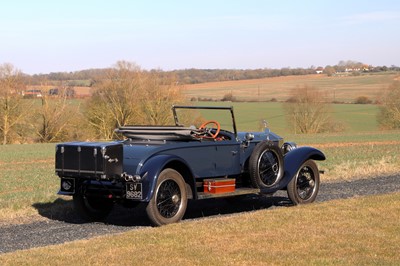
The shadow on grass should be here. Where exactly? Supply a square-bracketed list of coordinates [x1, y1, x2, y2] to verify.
[32, 198, 151, 226]
[32, 192, 292, 227]
[184, 193, 291, 221]
[32, 198, 85, 224]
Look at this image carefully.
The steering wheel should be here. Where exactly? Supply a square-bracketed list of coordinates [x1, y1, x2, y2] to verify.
[199, 120, 221, 139]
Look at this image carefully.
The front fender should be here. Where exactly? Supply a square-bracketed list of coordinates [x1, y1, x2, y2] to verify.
[137, 154, 193, 202]
[261, 146, 325, 194]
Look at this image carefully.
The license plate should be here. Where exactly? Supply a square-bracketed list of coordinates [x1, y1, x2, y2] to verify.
[126, 182, 142, 200]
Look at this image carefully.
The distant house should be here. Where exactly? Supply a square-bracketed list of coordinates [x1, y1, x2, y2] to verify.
[362, 64, 370, 71]
[48, 87, 76, 97]
[315, 67, 324, 74]
[345, 67, 361, 72]
[344, 66, 371, 72]
[24, 85, 91, 98]
[22, 89, 42, 98]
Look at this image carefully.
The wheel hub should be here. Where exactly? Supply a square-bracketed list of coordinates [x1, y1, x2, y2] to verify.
[171, 194, 180, 204]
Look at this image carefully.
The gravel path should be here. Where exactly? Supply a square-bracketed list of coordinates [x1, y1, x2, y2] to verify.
[1, 174, 399, 254]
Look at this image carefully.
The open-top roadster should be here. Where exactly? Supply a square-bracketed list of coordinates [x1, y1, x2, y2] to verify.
[56, 106, 325, 226]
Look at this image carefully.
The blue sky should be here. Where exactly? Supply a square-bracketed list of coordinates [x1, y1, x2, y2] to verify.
[1, 0, 400, 74]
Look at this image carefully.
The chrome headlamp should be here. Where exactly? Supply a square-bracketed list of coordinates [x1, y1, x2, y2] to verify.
[282, 142, 297, 154]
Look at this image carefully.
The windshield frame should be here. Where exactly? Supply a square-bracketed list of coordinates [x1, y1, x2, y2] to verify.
[172, 105, 237, 138]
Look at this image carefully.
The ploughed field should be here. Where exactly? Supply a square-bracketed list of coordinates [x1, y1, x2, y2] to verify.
[183, 72, 399, 103]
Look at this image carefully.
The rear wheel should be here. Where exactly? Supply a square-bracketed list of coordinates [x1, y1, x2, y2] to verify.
[287, 160, 320, 205]
[73, 193, 113, 221]
[249, 141, 284, 189]
[146, 168, 188, 226]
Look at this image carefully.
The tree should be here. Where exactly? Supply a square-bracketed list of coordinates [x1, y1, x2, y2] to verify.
[324, 65, 336, 77]
[139, 70, 184, 125]
[32, 83, 78, 142]
[284, 86, 336, 134]
[0, 63, 26, 144]
[378, 81, 400, 129]
[86, 61, 142, 139]
[86, 61, 184, 139]
[354, 96, 372, 104]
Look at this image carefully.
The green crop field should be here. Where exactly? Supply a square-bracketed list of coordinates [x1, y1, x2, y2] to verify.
[189, 101, 380, 134]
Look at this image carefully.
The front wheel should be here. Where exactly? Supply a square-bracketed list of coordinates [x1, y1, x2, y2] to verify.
[146, 168, 188, 226]
[287, 160, 320, 205]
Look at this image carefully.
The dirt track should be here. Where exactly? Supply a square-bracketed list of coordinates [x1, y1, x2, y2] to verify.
[0, 175, 399, 254]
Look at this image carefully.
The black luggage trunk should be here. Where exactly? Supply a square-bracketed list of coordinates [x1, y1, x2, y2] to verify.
[55, 142, 123, 179]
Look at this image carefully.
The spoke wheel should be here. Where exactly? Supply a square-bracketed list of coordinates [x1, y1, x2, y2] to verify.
[146, 169, 187, 226]
[287, 160, 320, 205]
[249, 141, 284, 189]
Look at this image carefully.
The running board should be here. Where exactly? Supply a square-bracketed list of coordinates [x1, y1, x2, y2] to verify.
[197, 188, 261, 200]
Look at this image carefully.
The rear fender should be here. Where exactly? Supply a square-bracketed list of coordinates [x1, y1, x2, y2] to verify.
[260, 146, 325, 194]
[137, 155, 195, 202]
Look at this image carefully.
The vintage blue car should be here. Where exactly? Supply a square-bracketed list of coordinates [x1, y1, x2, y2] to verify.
[56, 106, 325, 226]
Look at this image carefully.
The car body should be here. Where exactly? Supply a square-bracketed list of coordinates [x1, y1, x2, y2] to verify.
[56, 106, 325, 226]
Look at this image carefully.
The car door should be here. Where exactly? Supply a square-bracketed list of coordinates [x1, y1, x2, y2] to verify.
[213, 140, 241, 176]
[165, 140, 240, 178]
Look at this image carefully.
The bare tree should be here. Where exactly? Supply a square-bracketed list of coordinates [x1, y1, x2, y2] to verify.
[32, 83, 77, 142]
[140, 71, 184, 125]
[0, 63, 26, 144]
[86, 92, 121, 140]
[86, 61, 142, 139]
[86, 61, 184, 139]
[285, 86, 335, 134]
[378, 81, 400, 129]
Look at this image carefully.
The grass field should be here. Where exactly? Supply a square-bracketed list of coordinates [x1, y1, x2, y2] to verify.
[184, 72, 399, 103]
[1, 193, 399, 265]
[191, 101, 380, 134]
[0, 143, 57, 220]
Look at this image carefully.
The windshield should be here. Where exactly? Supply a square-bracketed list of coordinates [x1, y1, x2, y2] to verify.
[172, 106, 237, 135]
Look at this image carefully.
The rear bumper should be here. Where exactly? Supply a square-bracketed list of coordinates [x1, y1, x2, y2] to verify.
[58, 177, 127, 199]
